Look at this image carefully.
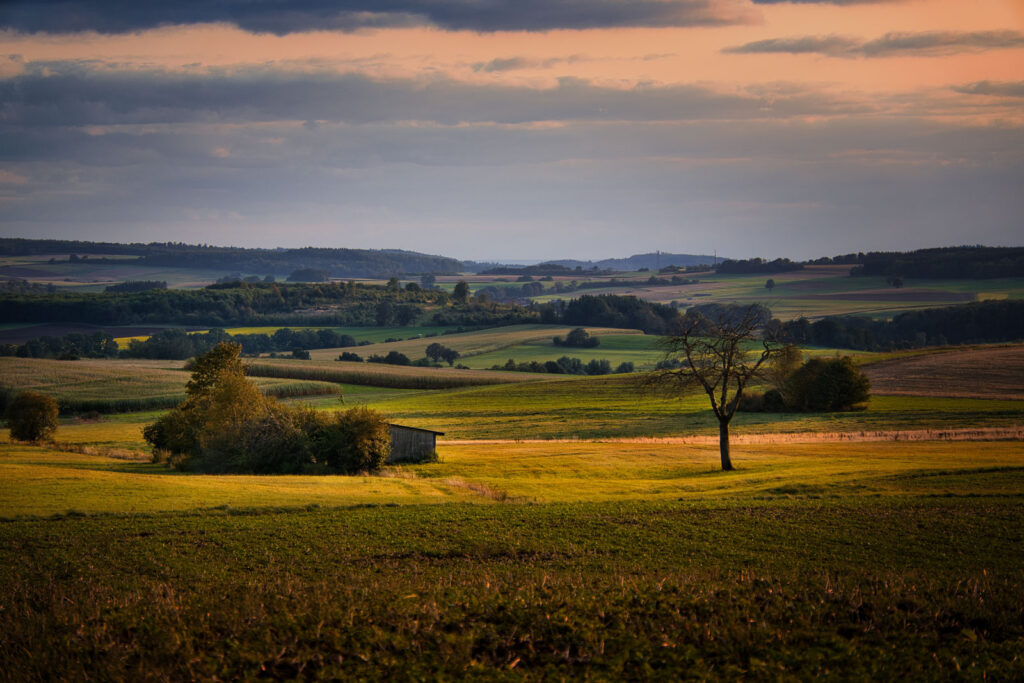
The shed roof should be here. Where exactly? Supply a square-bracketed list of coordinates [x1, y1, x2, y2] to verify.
[388, 423, 446, 436]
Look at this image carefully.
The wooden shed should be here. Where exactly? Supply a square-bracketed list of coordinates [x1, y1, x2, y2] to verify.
[387, 424, 444, 464]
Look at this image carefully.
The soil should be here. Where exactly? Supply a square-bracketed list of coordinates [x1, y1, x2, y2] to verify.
[863, 345, 1024, 400]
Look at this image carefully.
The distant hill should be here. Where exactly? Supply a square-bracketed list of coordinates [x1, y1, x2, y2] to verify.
[0, 239, 463, 278]
[545, 252, 719, 271]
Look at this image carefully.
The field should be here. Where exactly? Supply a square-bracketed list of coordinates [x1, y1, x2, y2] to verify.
[304, 324, 642, 362]
[864, 344, 1024, 400]
[3, 314, 1023, 677]
[0, 357, 341, 412]
[2, 436, 1023, 678]
[525, 265, 1024, 320]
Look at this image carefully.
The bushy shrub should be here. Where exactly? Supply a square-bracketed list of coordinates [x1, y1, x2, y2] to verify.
[5, 391, 59, 442]
[615, 361, 635, 374]
[784, 357, 871, 411]
[306, 406, 392, 473]
[338, 351, 363, 362]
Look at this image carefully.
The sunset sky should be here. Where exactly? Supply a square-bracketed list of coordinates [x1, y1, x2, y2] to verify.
[1, 0, 1022, 261]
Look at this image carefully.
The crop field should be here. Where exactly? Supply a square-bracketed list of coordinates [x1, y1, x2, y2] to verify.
[864, 344, 1024, 400]
[247, 359, 547, 390]
[0, 254, 239, 291]
[305, 324, 641, 362]
[526, 266, 1024, 320]
[1, 436, 1023, 677]
[3, 316, 1024, 678]
[0, 357, 340, 412]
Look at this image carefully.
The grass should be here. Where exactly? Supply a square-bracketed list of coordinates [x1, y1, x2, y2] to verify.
[367, 373, 1024, 440]
[246, 359, 548, 390]
[3, 435, 1023, 515]
[305, 324, 641, 362]
[0, 357, 341, 413]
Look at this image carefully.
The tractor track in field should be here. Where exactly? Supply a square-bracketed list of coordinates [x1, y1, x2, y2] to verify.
[440, 427, 1024, 446]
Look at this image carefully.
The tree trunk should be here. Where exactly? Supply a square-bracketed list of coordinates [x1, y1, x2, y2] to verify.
[719, 420, 733, 471]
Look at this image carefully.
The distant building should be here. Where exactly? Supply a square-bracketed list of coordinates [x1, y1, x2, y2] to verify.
[387, 424, 444, 463]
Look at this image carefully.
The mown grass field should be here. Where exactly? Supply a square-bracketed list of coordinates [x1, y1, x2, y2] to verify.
[4, 435, 1024, 516]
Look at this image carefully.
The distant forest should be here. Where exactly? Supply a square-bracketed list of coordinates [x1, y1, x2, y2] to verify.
[0, 239, 462, 278]
[851, 246, 1024, 279]
[776, 300, 1024, 350]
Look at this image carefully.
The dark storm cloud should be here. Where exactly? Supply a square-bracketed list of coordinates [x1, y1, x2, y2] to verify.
[0, 0, 742, 35]
[725, 30, 1024, 57]
[0, 62, 873, 129]
[953, 81, 1024, 98]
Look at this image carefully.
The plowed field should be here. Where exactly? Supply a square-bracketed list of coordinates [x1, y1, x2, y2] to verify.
[863, 345, 1024, 400]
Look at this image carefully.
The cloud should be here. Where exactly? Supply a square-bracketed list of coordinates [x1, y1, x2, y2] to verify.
[0, 62, 874, 129]
[953, 81, 1024, 98]
[472, 55, 591, 72]
[0, 0, 750, 35]
[749, 0, 899, 4]
[725, 30, 1024, 58]
[723, 35, 860, 57]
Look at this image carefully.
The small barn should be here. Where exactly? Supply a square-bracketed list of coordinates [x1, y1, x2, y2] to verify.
[387, 424, 444, 464]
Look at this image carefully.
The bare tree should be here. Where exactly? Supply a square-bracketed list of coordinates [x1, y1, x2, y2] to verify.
[648, 305, 782, 471]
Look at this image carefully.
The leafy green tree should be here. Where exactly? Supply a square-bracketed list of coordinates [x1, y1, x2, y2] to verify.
[452, 281, 469, 303]
[5, 391, 59, 442]
[425, 342, 445, 362]
[765, 278, 775, 292]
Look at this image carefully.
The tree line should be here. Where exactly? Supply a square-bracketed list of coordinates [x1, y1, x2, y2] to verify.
[850, 246, 1024, 280]
[0, 238, 463, 278]
[774, 300, 1024, 350]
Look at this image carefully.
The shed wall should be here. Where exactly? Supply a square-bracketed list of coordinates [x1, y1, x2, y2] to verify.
[388, 426, 437, 463]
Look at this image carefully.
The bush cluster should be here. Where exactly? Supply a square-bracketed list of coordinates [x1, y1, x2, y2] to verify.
[553, 328, 600, 348]
[5, 391, 59, 442]
[738, 356, 870, 413]
[494, 357, 633, 375]
[145, 343, 392, 474]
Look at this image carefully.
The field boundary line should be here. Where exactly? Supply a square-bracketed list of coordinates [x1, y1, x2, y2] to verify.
[439, 427, 1024, 446]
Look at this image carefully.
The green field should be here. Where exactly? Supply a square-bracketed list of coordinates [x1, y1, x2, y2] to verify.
[2, 436, 1023, 678]
[4, 315, 1024, 677]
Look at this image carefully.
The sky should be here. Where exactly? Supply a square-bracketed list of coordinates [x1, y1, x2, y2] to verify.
[0, 0, 1022, 262]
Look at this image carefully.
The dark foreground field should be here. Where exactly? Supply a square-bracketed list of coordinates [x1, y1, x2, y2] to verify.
[2, 499, 1022, 680]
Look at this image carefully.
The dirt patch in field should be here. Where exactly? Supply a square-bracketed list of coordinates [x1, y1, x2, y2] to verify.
[793, 288, 973, 302]
[0, 324, 178, 345]
[863, 345, 1024, 400]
